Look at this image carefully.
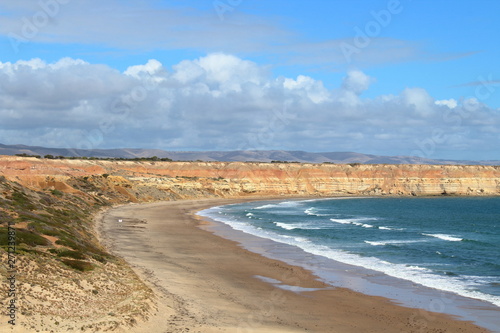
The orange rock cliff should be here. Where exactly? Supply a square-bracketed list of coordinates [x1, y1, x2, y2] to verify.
[1, 156, 499, 200]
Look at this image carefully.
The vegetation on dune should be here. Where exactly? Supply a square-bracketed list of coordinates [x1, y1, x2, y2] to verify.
[61, 258, 94, 272]
[0, 173, 156, 331]
[0, 228, 50, 247]
[0, 176, 112, 271]
[56, 248, 86, 260]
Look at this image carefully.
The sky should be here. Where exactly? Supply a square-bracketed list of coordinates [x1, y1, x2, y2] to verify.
[0, 0, 499, 160]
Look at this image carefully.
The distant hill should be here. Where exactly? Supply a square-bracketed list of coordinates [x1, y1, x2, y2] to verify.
[0, 143, 498, 165]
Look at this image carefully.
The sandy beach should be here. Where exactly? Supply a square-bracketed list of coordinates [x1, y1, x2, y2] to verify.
[98, 198, 492, 333]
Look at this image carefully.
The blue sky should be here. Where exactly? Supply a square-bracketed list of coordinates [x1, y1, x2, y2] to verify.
[0, 0, 499, 160]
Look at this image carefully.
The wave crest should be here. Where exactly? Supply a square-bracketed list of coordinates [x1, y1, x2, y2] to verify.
[422, 233, 463, 242]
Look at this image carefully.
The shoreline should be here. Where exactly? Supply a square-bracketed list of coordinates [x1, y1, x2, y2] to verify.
[199, 197, 500, 331]
[98, 197, 492, 332]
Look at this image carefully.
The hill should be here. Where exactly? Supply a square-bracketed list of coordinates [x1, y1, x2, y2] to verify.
[1, 143, 498, 165]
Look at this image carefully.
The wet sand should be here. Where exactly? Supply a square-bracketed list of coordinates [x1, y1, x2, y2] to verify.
[98, 198, 491, 332]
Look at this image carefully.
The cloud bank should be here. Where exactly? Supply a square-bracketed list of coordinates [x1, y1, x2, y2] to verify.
[0, 54, 499, 159]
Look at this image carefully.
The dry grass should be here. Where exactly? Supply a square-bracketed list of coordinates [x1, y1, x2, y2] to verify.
[0, 176, 156, 332]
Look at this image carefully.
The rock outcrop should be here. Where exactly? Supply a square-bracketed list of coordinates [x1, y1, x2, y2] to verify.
[1, 156, 499, 200]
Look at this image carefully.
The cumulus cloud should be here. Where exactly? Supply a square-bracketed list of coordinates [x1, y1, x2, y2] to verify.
[341, 70, 374, 95]
[283, 75, 330, 103]
[124, 59, 165, 78]
[0, 54, 499, 159]
[435, 99, 458, 109]
[401, 88, 435, 117]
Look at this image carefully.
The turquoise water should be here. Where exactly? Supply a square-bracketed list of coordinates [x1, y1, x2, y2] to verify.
[200, 197, 500, 309]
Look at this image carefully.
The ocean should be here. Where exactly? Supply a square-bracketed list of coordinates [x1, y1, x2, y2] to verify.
[199, 197, 500, 330]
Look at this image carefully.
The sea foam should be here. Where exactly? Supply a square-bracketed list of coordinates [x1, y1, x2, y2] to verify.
[364, 240, 425, 246]
[274, 222, 297, 230]
[254, 201, 300, 210]
[422, 233, 463, 242]
[304, 207, 329, 216]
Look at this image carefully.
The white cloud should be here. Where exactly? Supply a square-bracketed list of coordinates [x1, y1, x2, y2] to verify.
[284, 75, 330, 103]
[124, 59, 165, 78]
[341, 70, 375, 95]
[0, 54, 499, 159]
[435, 99, 458, 109]
[401, 88, 435, 117]
[172, 53, 267, 95]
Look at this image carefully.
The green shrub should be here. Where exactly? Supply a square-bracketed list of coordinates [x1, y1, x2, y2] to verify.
[17, 213, 48, 223]
[0, 228, 49, 247]
[27, 221, 62, 237]
[50, 189, 63, 197]
[57, 250, 86, 260]
[17, 229, 50, 246]
[0, 211, 13, 225]
[10, 191, 36, 210]
[61, 259, 94, 272]
[40, 229, 62, 237]
[55, 236, 107, 259]
[55, 237, 81, 250]
[91, 254, 107, 263]
[16, 247, 45, 255]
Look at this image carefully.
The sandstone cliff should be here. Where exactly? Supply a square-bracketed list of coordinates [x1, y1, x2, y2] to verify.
[1, 156, 499, 200]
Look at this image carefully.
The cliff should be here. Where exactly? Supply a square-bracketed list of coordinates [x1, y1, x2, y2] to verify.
[1, 156, 499, 199]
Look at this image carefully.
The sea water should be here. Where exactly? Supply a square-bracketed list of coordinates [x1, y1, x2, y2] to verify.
[199, 197, 500, 330]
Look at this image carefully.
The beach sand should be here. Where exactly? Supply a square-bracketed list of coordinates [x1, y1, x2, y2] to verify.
[98, 198, 491, 333]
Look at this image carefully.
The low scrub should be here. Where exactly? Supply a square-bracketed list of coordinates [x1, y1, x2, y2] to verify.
[0, 227, 50, 247]
[57, 249, 86, 260]
[61, 259, 94, 272]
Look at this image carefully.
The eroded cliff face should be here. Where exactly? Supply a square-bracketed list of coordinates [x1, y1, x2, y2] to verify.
[1, 156, 499, 201]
